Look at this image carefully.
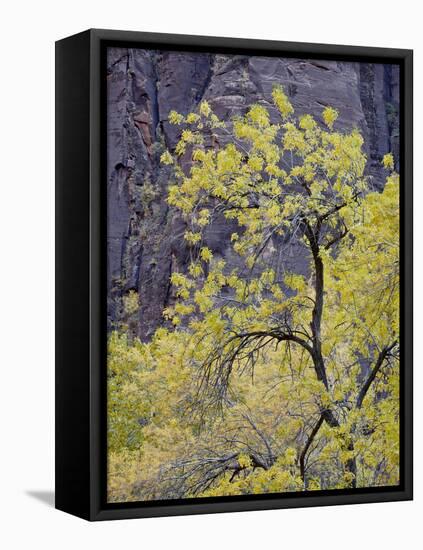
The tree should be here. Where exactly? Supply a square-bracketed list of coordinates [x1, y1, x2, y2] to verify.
[107, 88, 399, 501]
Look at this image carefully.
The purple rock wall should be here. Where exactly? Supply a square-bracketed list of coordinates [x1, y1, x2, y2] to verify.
[106, 47, 399, 340]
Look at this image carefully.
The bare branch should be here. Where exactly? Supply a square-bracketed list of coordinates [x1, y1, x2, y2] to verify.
[299, 413, 325, 483]
[356, 341, 398, 409]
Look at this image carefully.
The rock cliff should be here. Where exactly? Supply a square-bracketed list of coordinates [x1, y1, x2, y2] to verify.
[106, 47, 400, 340]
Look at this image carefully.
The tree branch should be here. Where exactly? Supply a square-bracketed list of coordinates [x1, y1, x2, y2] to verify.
[324, 222, 349, 250]
[318, 192, 361, 222]
[303, 218, 329, 389]
[233, 330, 314, 357]
[300, 413, 325, 482]
[356, 341, 398, 409]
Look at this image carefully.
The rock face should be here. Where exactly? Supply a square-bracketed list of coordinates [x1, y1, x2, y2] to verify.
[106, 47, 400, 341]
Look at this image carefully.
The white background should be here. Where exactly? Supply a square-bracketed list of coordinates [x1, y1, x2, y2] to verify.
[0, 1, 420, 548]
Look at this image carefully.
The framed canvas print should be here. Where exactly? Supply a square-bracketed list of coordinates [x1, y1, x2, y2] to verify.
[55, 29, 413, 521]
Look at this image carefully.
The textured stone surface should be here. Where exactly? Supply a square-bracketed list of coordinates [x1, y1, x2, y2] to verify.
[106, 47, 400, 340]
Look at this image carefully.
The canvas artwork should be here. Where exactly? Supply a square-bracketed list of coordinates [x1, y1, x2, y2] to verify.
[106, 47, 400, 504]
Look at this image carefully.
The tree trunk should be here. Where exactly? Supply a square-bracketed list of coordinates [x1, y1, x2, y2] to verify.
[303, 220, 357, 488]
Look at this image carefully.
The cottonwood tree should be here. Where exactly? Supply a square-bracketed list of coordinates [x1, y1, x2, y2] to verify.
[107, 88, 399, 501]
[158, 87, 398, 494]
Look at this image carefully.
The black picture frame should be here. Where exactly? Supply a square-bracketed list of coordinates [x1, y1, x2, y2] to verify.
[55, 28, 413, 521]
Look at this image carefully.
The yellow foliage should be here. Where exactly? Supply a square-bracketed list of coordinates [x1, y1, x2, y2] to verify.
[123, 290, 139, 316]
[160, 150, 173, 165]
[383, 152, 395, 170]
[272, 85, 294, 119]
[199, 100, 211, 117]
[168, 110, 184, 125]
[108, 92, 400, 503]
[322, 106, 339, 129]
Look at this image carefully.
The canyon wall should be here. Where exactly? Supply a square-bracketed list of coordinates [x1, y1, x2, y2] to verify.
[106, 47, 399, 340]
